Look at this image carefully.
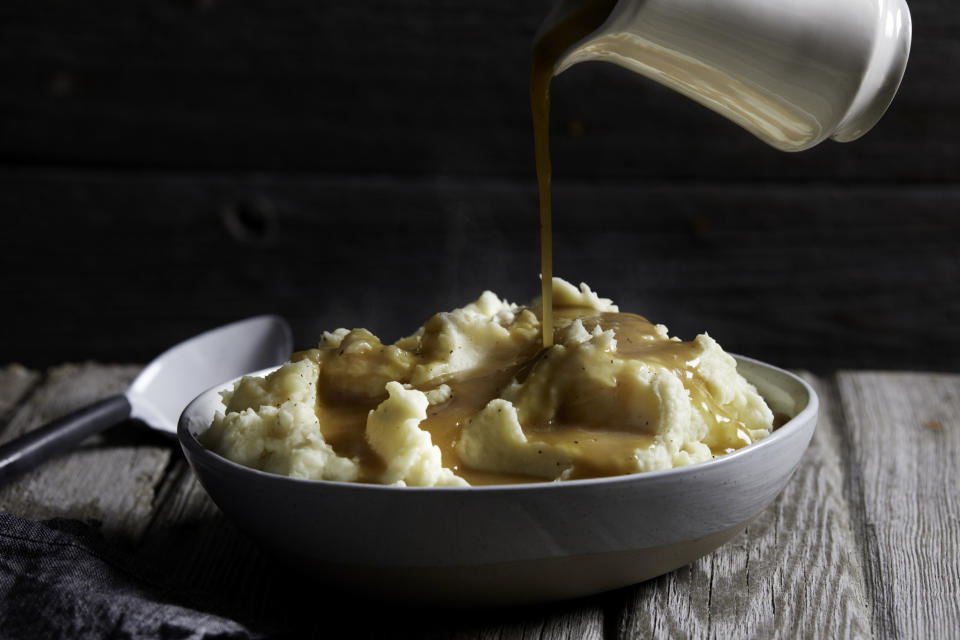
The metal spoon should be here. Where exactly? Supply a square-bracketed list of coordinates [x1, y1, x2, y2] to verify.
[0, 315, 292, 484]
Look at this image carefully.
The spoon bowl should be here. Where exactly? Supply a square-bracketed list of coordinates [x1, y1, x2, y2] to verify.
[0, 315, 292, 484]
[179, 355, 817, 605]
[128, 315, 293, 433]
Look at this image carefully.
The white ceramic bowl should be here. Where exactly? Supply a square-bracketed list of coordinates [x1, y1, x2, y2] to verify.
[178, 355, 817, 605]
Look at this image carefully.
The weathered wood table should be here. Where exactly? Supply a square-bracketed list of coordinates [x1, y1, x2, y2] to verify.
[1, 362, 957, 638]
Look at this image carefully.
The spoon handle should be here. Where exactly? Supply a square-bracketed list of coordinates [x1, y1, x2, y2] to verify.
[0, 394, 131, 485]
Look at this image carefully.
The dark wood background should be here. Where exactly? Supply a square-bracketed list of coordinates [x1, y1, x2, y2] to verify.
[1, 0, 957, 372]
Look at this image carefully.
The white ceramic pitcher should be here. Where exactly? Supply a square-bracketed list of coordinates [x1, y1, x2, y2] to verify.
[538, 0, 912, 150]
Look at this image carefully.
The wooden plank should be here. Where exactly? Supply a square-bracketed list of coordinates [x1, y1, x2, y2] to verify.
[0, 363, 171, 541]
[0, 364, 40, 429]
[137, 457, 242, 590]
[837, 371, 960, 638]
[444, 604, 604, 640]
[2, 171, 959, 373]
[0, 0, 954, 182]
[6, 368, 955, 635]
[612, 373, 873, 638]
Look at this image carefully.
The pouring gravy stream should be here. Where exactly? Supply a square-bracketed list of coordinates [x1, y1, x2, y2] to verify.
[275, 1, 771, 486]
[530, 0, 618, 348]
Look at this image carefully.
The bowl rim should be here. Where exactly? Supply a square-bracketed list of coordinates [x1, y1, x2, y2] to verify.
[178, 354, 818, 493]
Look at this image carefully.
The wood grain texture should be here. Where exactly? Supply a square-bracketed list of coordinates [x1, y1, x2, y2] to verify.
[3, 364, 959, 637]
[769, 374, 874, 638]
[611, 373, 873, 639]
[0, 0, 954, 182]
[3, 170, 958, 372]
[837, 371, 960, 638]
[0, 363, 170, 540]
[0, 365, 40, 430]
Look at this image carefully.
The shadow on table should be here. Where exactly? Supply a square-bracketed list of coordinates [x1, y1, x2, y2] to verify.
[132, 511, 623, 638]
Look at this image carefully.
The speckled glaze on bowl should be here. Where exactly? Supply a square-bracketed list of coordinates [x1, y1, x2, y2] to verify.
[178, 355, 817, 605]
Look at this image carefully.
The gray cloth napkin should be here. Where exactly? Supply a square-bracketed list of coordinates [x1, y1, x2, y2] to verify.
[0, 513, 258, 640]
[0, 512, 573, 639]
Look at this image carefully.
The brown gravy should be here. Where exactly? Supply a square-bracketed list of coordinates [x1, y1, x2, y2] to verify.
[572, 312, 755, 453]
[301, 310, 759, 485]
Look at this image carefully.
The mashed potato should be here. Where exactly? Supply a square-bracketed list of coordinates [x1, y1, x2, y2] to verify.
[200, 278, 774, 486]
